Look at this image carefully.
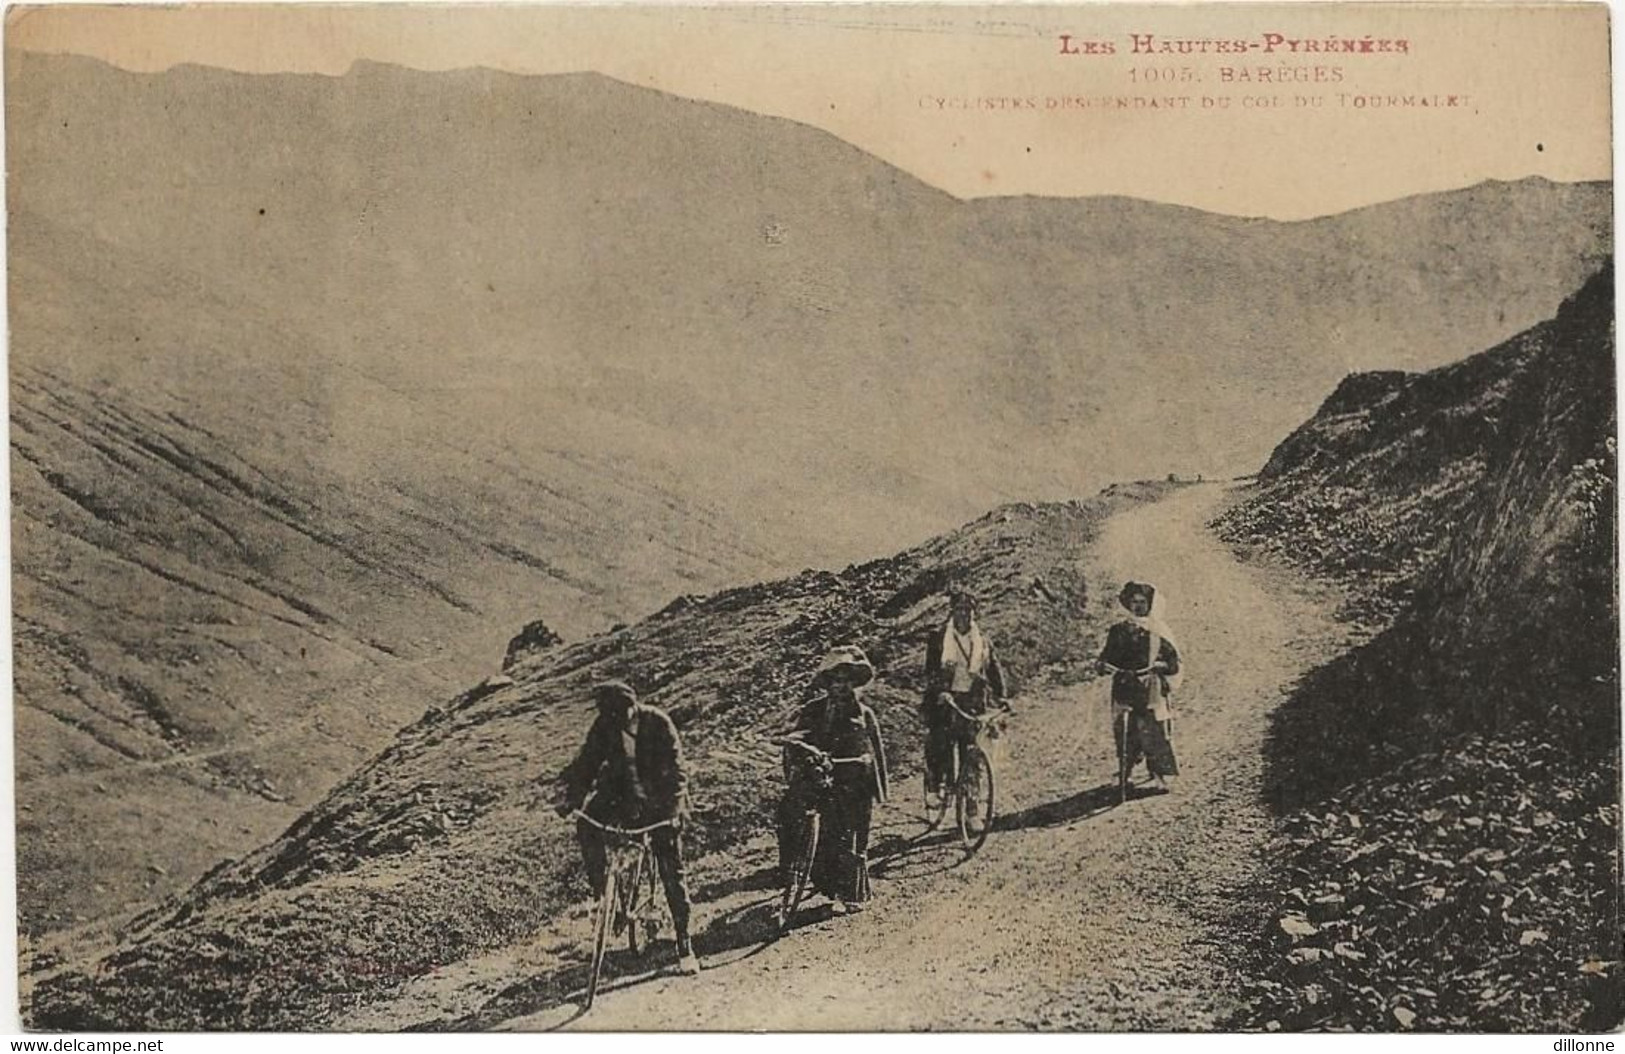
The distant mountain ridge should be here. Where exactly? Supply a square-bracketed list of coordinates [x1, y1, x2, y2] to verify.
[7, 50, 1611, 935]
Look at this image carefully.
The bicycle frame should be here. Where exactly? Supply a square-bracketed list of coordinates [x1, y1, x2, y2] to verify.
[771, 736, 870, 928]
[570, 810, 675, 1011]
[940, 693, 1007, 765]
[1101, 662, 1174, 801]
[935, 695, 1002, 851]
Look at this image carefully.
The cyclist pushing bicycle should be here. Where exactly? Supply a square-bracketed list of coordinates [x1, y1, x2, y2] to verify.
[922, 590, 1011, 809]
[775, 646, 889, 918]
[550, 680, 700, 976]
[1096, 581, 1182, 796]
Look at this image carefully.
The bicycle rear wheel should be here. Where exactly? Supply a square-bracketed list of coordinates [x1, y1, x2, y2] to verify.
[586, 872, 617, 1011]
[779, 811, 819, 931]
[956, 749, 995, 852]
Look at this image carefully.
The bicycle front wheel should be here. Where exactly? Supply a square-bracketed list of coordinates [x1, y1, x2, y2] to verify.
[1117, 712, 1131, 804]
[586, 872, 618, 1011]
[956, 749, 995, 853]
[779, 812, 819, 931]
[623, 853, 647, 956]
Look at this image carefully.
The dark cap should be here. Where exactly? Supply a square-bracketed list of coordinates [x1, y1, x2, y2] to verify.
[592, 680, 637, 708]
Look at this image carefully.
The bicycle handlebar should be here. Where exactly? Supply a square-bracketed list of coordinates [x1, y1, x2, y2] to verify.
[566, 810, 678, 836]
[938, 694, 1011, 725]
[772, 736, 871, 766]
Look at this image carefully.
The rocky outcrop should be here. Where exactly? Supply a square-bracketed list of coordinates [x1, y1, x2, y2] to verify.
[1219, 330, 1549, 624]
[502, 619, 564, 672]
[1217, 263, 1616, 751]
[1214, 263, 1618, 1032]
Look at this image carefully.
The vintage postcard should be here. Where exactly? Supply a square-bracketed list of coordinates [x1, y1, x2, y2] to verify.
[5, 1, 1616, 1035]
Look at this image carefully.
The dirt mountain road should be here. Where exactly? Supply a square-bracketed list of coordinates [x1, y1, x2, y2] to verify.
[342, 483, 1350, 1031]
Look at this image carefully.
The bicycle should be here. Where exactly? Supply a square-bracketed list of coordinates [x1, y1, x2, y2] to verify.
[924, 693, 1008, 852]
[1099, 662, 1172, 804]
[568, 810, 676, 1011]
[773, 736, 871, 929]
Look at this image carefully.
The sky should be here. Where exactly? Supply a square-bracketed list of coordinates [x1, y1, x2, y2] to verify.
[3, 2, 1614, 220]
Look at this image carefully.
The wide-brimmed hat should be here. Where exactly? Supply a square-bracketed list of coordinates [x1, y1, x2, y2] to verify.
[816, 645, 875, 686]
[947, 588, 978, 611]
[591, 680, 638, 708]
[1118, 581, 1156, 610]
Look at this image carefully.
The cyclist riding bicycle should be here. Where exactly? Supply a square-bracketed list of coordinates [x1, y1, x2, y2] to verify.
[776, 646, 889, 915]
[922, 590, 1010, 806]
[551, 680, 700, 976]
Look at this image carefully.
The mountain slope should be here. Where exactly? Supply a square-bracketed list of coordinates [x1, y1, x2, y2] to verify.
[9, 205, 782, 933]
[9, 54, 1611, 509]
[8, 50, 1611, 935]
[1213, 264, 1618, 1030]
[1215, 263, 1616, 760]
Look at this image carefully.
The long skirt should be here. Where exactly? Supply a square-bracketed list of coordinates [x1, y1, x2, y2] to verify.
[811, 777, 874, 904]
[1114, 708, 1179, 778]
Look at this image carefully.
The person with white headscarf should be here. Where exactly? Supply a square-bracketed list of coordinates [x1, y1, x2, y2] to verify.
[1096, 581, 1182, 792]
[922, 589, 1009, 803]
[776, 645, 889, 913]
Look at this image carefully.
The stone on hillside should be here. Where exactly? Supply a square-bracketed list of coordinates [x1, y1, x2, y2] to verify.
[502, 618, 563, 671]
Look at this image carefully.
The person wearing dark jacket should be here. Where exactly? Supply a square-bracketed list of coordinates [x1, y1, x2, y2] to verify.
[777, 645, 889, 915]
[553, 680, 699, 975]
[922, 590, 1009, 801]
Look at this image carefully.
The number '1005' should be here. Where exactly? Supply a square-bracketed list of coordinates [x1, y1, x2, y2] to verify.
[1128, 67, 1197, 83]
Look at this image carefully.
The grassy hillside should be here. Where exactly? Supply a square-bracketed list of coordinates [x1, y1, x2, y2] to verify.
[1212, 264, 1618, 1031]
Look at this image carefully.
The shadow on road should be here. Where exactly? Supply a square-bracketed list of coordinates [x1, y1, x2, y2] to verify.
[692, 863, 779, 902]
[994, 782, 1134, 832]
[433, 883, 791, 1031]
[870, 783, 1149, 879]
[869, 822, 966, 881]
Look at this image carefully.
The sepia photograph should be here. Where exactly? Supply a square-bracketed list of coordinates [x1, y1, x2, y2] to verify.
[3, 1, 1618, 1035]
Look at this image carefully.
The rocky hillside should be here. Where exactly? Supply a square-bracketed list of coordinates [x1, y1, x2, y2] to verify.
[1215, 327, 1565, 626]
[9, 50, 1611, 935]
[25, 481, 1177, 1029]
[1213, 264, 1618, 1030]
